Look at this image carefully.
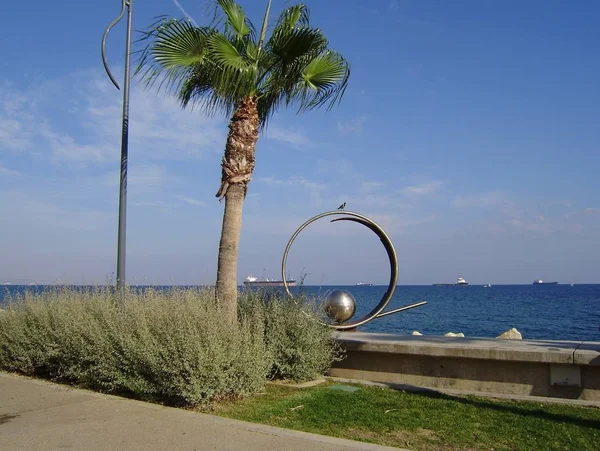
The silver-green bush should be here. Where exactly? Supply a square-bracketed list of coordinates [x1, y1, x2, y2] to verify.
[0, 287, 341, 405]
[239, 290, 343, 381]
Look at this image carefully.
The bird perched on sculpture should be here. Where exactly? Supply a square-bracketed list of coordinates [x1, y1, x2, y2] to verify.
[337, 202, 346, 210]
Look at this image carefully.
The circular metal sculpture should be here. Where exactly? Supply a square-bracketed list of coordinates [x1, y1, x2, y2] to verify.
[324, 290, 357, 323]
[283, 211, 429, 330]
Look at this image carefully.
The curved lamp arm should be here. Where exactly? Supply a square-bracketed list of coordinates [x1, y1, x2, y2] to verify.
[101, 0, 127, 90]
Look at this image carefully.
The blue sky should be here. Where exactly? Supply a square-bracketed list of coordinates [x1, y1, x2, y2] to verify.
[1, 0, 598, 285]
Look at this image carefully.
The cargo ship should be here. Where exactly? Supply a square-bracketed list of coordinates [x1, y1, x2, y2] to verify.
[533, 280, 558, 285]
[243, 275, 296, 287]
[433, 277, 469, 286]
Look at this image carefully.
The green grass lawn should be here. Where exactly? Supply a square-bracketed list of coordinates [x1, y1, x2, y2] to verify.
[203, 382, 600, 450]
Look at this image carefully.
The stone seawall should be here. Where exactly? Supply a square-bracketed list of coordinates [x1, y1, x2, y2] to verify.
[330, 332, 600, 401]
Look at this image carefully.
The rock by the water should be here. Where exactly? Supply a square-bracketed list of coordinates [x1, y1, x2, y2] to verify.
[496, 328, 522, 339]
[444, 332, 465, 337]
[411, 331, 422, 336]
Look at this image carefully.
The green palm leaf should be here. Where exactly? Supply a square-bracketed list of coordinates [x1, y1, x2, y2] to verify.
[302, 51, 347, 89]
[245, 40, 259, 64]
[273, 4, 310, 32]
[266, 27, 327, 64]
[207, 33, 252, 71]
[295, 51, 350, 111]
[135, 18, 212, 92]
[152, 19, 209, 67]
[217, 0, 254, 40]
[136, 1, 349, 123]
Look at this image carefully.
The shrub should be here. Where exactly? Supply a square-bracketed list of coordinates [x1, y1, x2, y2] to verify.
[239, 290, 343, 381]
[0, 286, 341, 405]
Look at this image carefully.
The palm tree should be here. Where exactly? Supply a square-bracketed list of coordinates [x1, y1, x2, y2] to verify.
[137, 0, 350, 322]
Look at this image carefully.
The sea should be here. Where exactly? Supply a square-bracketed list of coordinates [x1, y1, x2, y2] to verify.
[1, 284, 599, 342]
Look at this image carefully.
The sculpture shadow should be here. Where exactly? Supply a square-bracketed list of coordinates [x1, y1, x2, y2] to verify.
[0, 413, 19, 426]
[409, 388, 600, 430]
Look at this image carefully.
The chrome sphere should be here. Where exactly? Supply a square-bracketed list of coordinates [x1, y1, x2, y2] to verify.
[324, 290, 356, 323]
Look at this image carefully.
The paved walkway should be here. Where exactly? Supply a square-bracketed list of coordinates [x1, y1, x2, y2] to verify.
[0, 373, 405, 451]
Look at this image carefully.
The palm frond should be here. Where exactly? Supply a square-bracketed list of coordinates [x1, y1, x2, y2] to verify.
[136, 2, 350, 125]
[206, 32, 258, 97]
[266, 27, 327, 65]
[154, 21, 210, 67]
[256, 3, 349, 120]
[244, 40, 259, 64]
[178, 68, 215, 107]
[217, 0, 255, 41]
[207, 33, 252, 71]
[135, 18, 211, 92]
[257, 0, 272, 54]
[273, 4, 310, 32]
[301, 51, 347, 90]
[294, 50, 350, 112]
[256, 89, 283, 128]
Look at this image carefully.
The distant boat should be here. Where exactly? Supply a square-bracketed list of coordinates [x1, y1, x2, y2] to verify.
[244, 275, 296, 287]
[355, 282, 373, 286]
[433, 277, 469, 286]
[533, 280, 558, 285]
[483, 284, 491, 288]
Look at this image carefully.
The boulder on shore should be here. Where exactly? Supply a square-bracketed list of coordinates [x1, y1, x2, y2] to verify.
[444, 332, 465, 337]
[411, 331, 422, 336]
[496, 328, 522, 340]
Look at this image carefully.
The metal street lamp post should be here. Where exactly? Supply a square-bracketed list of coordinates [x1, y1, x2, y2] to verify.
[101, 0, 134, 293]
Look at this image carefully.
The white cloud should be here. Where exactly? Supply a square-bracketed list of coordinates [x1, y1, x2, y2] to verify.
[0, 190, 113, 233]
[258, 176, 322, 190]
[317, 158, 356, 178]
[0, 72, 226, 167]
[360, 181, 385, 193]
[454, 190, 511, 208]
[459, 197, 594, 237]
[0, 83, 34, 151]
[368, 213, 437, 234]
[265, 125, 312, 149]
[315, 161, 444, 209]
[258, 176, 325, 206]
[0, 119, 32, 151]
[100, 164, 175, 191]
[176, 195, 206, 207]
[337, 115, 367, 135]
[243, 214, 308, 236]
[0, 163, 21, 175]
[400, 180, 443, 196]
[129, 201, 177, 210]
[505, 216, 584, 235]
[243, 213, 370, 237]
[131, 165, 175, 188]
[350, 194, 402, 209]
[41, 126, 115, 165]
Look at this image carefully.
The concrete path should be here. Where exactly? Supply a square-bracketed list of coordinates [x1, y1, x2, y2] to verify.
[0, 373, 405, 451]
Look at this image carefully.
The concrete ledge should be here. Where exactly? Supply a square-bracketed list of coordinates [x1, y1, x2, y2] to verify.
[330, 332, 600, 401]
[574, 342, 600, 365]
[334, 332, 585, 364]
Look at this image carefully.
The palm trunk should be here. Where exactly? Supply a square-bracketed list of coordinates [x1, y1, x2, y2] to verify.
[215, 96, 259, 323]
[216, 183, 245, 323]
